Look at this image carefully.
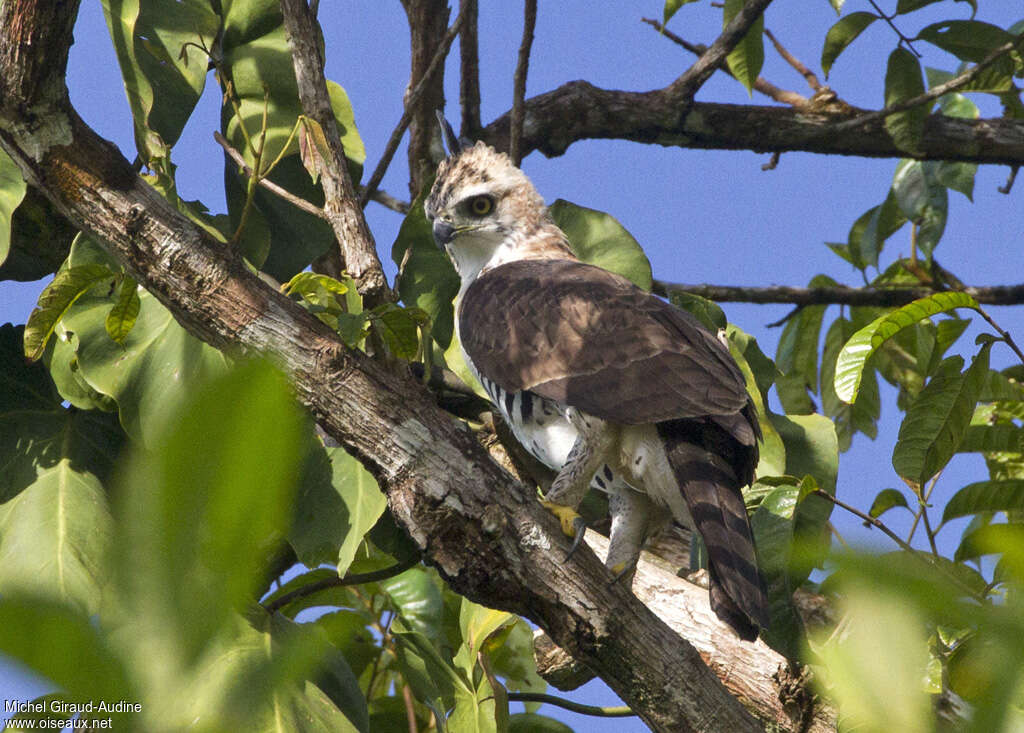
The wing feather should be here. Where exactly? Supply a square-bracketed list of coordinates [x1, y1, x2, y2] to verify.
[459, 260, 749, 425]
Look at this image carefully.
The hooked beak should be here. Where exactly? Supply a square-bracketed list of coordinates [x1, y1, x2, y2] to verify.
[432, 218, 455, 247]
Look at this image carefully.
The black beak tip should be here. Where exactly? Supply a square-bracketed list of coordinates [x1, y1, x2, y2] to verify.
[432, 219, 455, 247]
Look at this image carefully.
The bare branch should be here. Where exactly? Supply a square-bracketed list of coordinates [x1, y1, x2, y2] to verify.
[667, 0, 775, 103]
[653, 279, 1024, 307]
[279, 0, 392, 306]
[643, 17, 809, 109]
[459, 0, 481, 138]
[360, 186, 411, 214]
[764, 28, 822, 92]
[360, 3, 467, 208]
[214, 131, 325, 219]
[510, 0, 537, 166]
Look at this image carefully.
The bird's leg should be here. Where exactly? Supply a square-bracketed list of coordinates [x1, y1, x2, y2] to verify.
[605, 486, 667, 585]
[541, 409, 614, 556]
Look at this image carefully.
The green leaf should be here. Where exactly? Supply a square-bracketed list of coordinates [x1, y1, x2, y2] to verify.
[23, 264, 117, 360]
[663, 0, 699, 26]
[814, 585, 933, 733]
[884, 48, 927, 153]
[548, 199, 653, 290]
[833, 291, 979, 403]
[726, 327, 786, 477]
[57, 236, 231, 446]
[113, 360, 308, 666]
[935, 160, 977, 201]
[943, 480, 1024, 523]
[458, 597, 515, 661]
[895, 0, 943, 12]
[822, 12, 878, 77]
[0, 596, 132, 705]
[828, 0, 845, 13]
[378, 566, 444, 642]
[723, 0, 765, 94]
[101, 0, 219, 160]
[749, 481, 803, 659]
[821, 317, 880, 451]
[668, 290, 727, 331]
[287, 445, 385, 573]
[391, 181, 460, 347]
[390, 616, 463, 724]
[370, 303, 428, 361]
[892, 160, 947, 257]
[918, 21, 1019, 65]
[0, 147, 27, 270]
[104, 275, 141, 344]
[892, 345, 990, 486]
[869, 488, 910, 518]
[859, 192, 908, 268]
[958, 424, 1024, 453]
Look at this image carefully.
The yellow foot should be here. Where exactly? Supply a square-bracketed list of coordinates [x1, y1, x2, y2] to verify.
[539, 499, 582, 538]
[540, 499, 588, 559]
[608, 562, 635, 585]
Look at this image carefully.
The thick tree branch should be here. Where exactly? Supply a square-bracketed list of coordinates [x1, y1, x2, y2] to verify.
[459, 0, 481, 139]
[278, 0, 392, 307]
[509, 0, 537, 166]
[0, 1, 800, 729]
[400, 0, 450, 198]
[653, 280, 1024, 307]
[480, 85, 1024, 165]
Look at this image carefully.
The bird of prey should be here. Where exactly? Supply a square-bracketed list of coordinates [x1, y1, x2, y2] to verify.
[424, 124, 769, 639]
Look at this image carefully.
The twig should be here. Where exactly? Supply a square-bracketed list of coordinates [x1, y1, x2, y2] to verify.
[280, 0, 392, 305]
[761, 151, 781, 170]
[402, 684, 418, 733]
[214, 131, 325, 219]
[667, 0, 776, 104]
[359, 4, 469, 208]
[831, 32, 1024, 135]
[510, 0, 537, 166]
[813, 490, 916, 553]
[652, 279, 1024, 307]
[262, 555, 421, 614]
[360, 186, 411, 214]
[459, 0, 481, 138]
[999, 165, 1019, 195]
[642, 17, 808, 109]
[763, 28, 821, 91]
[973, 303, 1024, 368]
[507, 692, 635, 717]
[866, 0, 921, 57]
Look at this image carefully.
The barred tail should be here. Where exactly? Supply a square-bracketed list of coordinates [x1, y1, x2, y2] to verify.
[656, 421, 769, 641]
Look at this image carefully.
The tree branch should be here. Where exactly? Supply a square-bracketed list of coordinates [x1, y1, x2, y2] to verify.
[361, 2, 466, 209]
[652, 280, 1024, 307]
[479, 85, 1024, 165]
[278, 0, 392, 307]
[0, 2, 792, 729]
[459, 0, 481, 139]
[509, 0, 537, 166]
[667, 0, 776, 104]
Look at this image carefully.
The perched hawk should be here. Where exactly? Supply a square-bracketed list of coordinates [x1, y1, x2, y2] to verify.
[424, 128, 769, 639]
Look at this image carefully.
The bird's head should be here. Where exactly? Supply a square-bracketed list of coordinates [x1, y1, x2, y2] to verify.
[424, 139, 572, 285]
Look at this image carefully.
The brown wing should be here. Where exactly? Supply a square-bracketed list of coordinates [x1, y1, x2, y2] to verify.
[459, 259, 750, 425]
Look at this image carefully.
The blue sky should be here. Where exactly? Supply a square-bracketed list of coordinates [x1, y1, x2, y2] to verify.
[2, 1, 1023, 729]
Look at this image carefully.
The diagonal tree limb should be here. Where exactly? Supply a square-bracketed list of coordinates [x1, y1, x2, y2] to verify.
[667, 0, 776, 104]
[0, 1, 792, 730]
[509, 0, 537, 166]
[278, 0, 392, 307]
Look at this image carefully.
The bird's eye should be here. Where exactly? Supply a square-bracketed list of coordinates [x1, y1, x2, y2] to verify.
[468, 195, 494, 217]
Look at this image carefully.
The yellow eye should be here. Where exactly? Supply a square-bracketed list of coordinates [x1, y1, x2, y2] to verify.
[468, 195, 494, 216]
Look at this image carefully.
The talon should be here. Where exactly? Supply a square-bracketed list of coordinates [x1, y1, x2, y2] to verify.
[565, 517, 588, 560]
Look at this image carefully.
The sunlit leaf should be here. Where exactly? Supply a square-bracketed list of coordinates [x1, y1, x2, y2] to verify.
[104, 276, 140, 345]
[833, 291, 978, 403]
[869, 488, 910, 518]
[0, 147, 27, 270]
[23, 264, 117, 361]
[668, 290, 727, 331]
[943, 480, 1024, 522]
[723, 0, 765, 94]
[821, 12, 878, 77]
[884, 48, 927, 153]
[548, 199, 653, 290]
[663, 0, 699, 26]
[892, 345, 990, 486]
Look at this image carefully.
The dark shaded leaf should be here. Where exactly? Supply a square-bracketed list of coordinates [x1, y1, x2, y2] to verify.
[884, 49, 927, 152]
[869, 488, 910, 518]
[822, 12, 878, 77]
